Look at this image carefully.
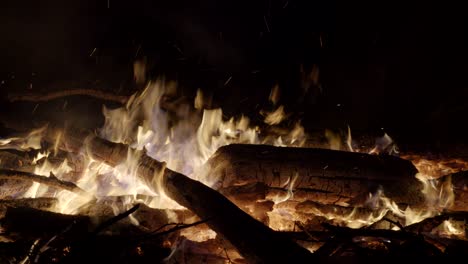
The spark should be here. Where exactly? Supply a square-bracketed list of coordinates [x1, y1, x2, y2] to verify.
[224, 76, 232, 86]
[32, 104, 39, 114]
[89, 48, 97, 57]
[263, 16, 271, 32]
[135, 45, 141, 58]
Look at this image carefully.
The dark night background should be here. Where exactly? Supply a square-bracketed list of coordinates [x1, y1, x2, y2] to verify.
[0, 0, 467, 151]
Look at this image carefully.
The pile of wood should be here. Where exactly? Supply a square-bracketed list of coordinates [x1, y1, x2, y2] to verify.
[0, 123, 467, 263]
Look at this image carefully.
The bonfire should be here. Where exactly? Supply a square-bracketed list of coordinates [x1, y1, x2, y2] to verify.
[0, 81, 467, 263]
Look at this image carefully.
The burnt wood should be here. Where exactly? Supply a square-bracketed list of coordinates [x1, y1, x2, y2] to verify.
[207, 144, 424, 206]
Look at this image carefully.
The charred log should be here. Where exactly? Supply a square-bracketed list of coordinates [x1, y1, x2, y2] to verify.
[206, 144, 424, 206]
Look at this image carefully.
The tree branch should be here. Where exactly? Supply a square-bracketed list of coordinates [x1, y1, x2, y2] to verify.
[8, 89, 129, 104]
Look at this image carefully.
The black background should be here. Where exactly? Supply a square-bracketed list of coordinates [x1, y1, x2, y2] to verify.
[0, 0, 467, 148]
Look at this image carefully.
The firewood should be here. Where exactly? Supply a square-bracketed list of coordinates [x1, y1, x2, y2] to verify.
[0, 197, 57, 215]
[1, 206, 91, 239]
[205, 144, 426, 207]
[46, 126, 315, 264]
[0, 169, 88, 196]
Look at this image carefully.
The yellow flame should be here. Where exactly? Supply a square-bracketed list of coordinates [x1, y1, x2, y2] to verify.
[10, 79, 462, 248]
[263, 105, 287, 125]
[272, 172, 299, 204]
[269, 84, 280, 105]
[438, 220, 466, 238]
[325, 129, 341, 150]
[0, 126, 46, 151]
[346, 125, 354, 152]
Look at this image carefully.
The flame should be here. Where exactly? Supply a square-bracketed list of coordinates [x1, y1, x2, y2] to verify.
[18, 81, 306, 218]
[263, 105, 287, 125]
[434, 220, 466, 239]
[325, 129, 341, 150]
[346, 125, 354, 152]
[272, 172, 299, 204]
[369, 133, 398, 155]
[0, 126, 46, 151]
[7, 79, 466, 257]
[269, 84, 280, 105]
[403, 155, 468, 178]
[416, 172, 455, 210]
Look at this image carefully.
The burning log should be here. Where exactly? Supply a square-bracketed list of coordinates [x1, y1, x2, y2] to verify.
[206, 144, 424, 206]
[0, 169, 88, 197]
[46, 126, 315, 264]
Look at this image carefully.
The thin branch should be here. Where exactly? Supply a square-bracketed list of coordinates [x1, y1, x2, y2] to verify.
[222, 242, 234, 264]
[0, 169, 88, 195]
[152, 218, 211, 237]
[8, 89, 130, 104]
[294, 221, 320, 242]
[367, 216, 405, 231]
[91, 204, 140, 235]
[142, 218, 212, 240]
[381, 217, 405, 231]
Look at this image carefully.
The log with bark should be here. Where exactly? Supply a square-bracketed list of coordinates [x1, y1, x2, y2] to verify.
[206, 144, 424, 207]
[0, 169, 87, 196]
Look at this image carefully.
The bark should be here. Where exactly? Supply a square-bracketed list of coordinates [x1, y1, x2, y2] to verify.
[0, 169, 88, 196]
[206, 144, 424, 206]
[46, 126, 315, 264]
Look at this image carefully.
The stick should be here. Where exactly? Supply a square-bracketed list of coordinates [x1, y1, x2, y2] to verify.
[91, 204, 140, 235]
[8, 89, 129, 104]
[0, 169, 88, 195]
